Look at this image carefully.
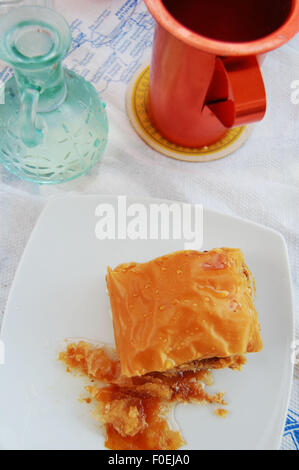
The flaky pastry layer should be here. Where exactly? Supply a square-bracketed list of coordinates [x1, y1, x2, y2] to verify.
[106, 248, 263, 377]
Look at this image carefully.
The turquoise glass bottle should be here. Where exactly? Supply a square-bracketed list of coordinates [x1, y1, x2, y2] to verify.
[0, 6, 108, 183]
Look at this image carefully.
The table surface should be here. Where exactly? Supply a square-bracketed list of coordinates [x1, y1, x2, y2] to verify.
[0, 0, 298, 450]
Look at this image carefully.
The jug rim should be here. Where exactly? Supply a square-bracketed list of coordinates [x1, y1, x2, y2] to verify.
[144, 0, 299, 56]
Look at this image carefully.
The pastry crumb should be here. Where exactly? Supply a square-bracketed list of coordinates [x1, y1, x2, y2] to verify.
[59, 341, 236, 449]
[214, 408, 229, 418]
[78, 396, 92, 404]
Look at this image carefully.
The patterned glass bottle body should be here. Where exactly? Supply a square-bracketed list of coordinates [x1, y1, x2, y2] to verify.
[0, 6, 108, 184]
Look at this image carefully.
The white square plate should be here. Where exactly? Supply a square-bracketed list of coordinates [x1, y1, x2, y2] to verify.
[0, 195, 294, 450]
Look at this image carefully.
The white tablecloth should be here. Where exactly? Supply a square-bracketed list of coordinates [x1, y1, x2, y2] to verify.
[0, 0, 298, 450]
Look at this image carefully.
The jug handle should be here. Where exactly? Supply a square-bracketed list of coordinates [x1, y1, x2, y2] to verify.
[20, 88, 43, 148]
[206, 56, 266, 128]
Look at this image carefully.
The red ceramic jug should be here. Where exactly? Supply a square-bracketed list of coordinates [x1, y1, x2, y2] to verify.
[144, 0, 299, 147]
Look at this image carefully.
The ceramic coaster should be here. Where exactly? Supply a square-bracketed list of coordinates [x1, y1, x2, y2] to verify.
[126, 64, 253, 162]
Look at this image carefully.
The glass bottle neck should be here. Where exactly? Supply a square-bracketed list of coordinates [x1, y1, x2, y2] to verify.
[14, 60, 67, 112]
[0, 6, 71, 113]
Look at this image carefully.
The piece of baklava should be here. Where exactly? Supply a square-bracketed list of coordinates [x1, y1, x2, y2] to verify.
[106, 248, 263, 378]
